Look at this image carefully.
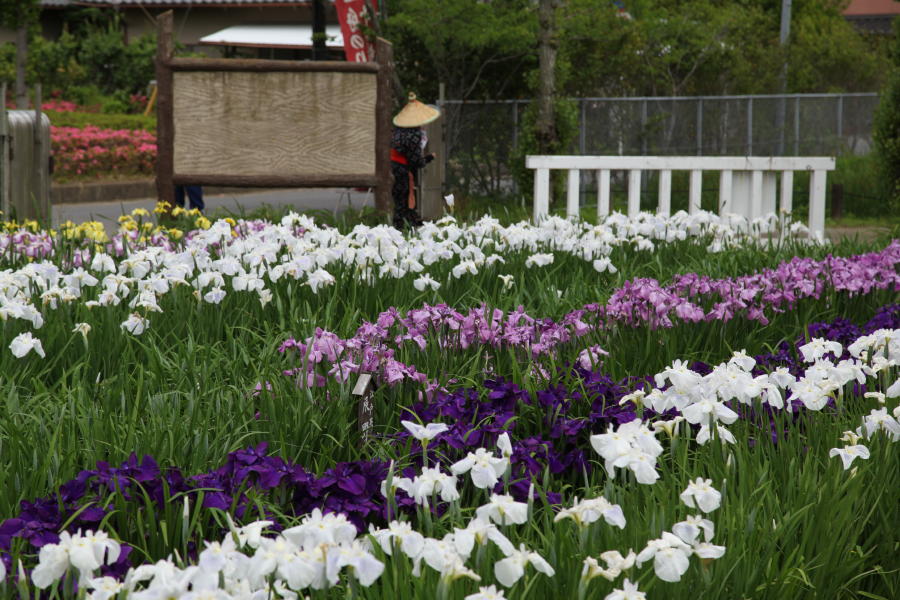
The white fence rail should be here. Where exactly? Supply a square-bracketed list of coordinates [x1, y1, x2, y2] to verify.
[526, 155, 836, 240]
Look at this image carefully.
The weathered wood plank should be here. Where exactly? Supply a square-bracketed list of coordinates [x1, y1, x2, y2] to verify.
[597, 169, 610, 218]
[533, 168, 549, 221]
[172, 70, 377, 177]
[526, 155, 836, 171]
[566, 169, 580, 217]
[374, 38, 393, 214]
[168, 57, 380, 73]
[718, 170, 732, 213]
[627, 169, 641, 216]
[172, 174, 378, 188]
[155, 11, 175, 212]
[780, 170, 793, 215]
[658, 169, 672, 216]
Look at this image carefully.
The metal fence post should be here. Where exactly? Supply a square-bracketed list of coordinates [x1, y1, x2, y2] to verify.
[512, 101, 519, 196]
[837, 94, 843, 143]
[794, 96, 800, 155]
[0, 82, 6, 217]
[512, 101, 518, 150]
[579, 99, 586, 155]
[696, 98, 703, 156]
[641, 99, 648, 155]
[747, 97, 753, 155]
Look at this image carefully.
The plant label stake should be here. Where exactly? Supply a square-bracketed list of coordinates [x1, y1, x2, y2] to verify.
[353, 373, 375, 441]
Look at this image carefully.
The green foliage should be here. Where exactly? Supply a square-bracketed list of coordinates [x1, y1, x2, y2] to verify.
[614, 0, 779, 96]
[829, 154, 894, 218]
[75, 21, 156, 96]
[43, 109, 155, 132]
[873, 18, 900, 212]
[0, 0, 38, 29]
[384, 0, 888, 101]
[0, 12, 156, 98]
[0, 41, 14, 83]
[788, 0, 887, 93]
[509, 97, 580, 203]
[27, 29, 85, 92]
[382, 0, 537, 101]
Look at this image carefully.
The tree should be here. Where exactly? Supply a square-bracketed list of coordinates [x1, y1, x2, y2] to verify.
[787, 0, 887, 93]
[873, 18, 900, 213]
[381, 0, 537, 102]
[535, 0, 559, 153]
[0, 0, 39, 107]
[554, 0, 887, 98]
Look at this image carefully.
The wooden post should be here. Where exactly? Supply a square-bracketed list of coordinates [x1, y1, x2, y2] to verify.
[566, 168, 580, 218]
[750, 170, 763, 220]
[0, 82, 6, 218]
[33, 84, 48, 224]
[780, 171, 793, 215]
[808, 169, 826, 241]
[353, 373, 375, 442]
[627, 169, 641, 217]
[597, 169, 610, 218]
[658, 169, 672, 216]
[762, 172, 777, 219]
[15, 27, 27, 109]
[830, 182, 843, 220]
[156, 11, 176, 215]
[374, 38, 394, 215]
[718, 170, 732, 213]
[533, 167, 549, 221]
[688, 169, 702, 214]
[420, 84, 444, 221]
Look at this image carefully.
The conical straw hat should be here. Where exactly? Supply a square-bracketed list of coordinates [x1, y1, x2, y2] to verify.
[393, 92, 441, 128]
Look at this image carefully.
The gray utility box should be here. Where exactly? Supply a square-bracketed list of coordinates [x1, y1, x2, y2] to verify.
[0, 109, 51, 222]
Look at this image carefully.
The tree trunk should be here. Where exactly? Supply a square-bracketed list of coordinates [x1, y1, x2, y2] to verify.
[15, 26, 27, 109]
[536, 0, 558, 154]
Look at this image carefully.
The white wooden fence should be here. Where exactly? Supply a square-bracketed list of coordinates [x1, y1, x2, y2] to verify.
[526, 155, 836, 240]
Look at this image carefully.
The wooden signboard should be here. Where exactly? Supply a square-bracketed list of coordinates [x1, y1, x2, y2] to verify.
[155, 11, 393, 212]
[353, 372, 375, 442]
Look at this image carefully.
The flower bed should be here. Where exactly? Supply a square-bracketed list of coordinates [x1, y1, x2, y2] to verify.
[50, 125, 156, 180]
[2, 305, 899, 597]
[0, 211, 897, 599]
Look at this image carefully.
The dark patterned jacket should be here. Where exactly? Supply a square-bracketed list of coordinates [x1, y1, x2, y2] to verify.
[391, 127, 433, 169]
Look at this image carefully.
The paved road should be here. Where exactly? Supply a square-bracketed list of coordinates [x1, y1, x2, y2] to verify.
[52, 187, 376, 229]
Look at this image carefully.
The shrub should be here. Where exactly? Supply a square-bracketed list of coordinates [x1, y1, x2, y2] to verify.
[51, 125, 156, 181]
[0, 15, 156, 99]
[44, 110, 155, 132]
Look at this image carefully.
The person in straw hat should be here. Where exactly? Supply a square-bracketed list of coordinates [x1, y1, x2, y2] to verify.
[391, 92, 440, 229]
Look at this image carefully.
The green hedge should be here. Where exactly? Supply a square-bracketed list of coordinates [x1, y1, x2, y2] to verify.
[45, 110, 156, 132]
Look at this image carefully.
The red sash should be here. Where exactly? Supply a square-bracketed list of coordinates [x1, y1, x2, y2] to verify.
[390, 148, 408, 165]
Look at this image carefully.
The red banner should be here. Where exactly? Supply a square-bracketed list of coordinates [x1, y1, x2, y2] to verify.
[336, 0, 375, 62]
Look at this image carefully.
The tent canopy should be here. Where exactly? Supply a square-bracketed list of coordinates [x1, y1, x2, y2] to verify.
[199, 24, 344, 49]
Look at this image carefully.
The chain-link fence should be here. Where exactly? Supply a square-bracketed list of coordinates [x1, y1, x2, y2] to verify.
[440, 93, 879, 198]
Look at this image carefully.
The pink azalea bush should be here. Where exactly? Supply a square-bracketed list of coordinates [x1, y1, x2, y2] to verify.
[5, 100, 81, 112]
[51, 125, 156, 180]
[42, 99, 79, 112]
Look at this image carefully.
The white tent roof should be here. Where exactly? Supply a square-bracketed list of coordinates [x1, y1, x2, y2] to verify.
[199, 24, 345, 49]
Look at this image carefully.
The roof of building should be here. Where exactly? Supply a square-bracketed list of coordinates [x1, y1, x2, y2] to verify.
[842, 0, 900, 33]
[843, 0, 900, 16]
[199, 23, 343, 48]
